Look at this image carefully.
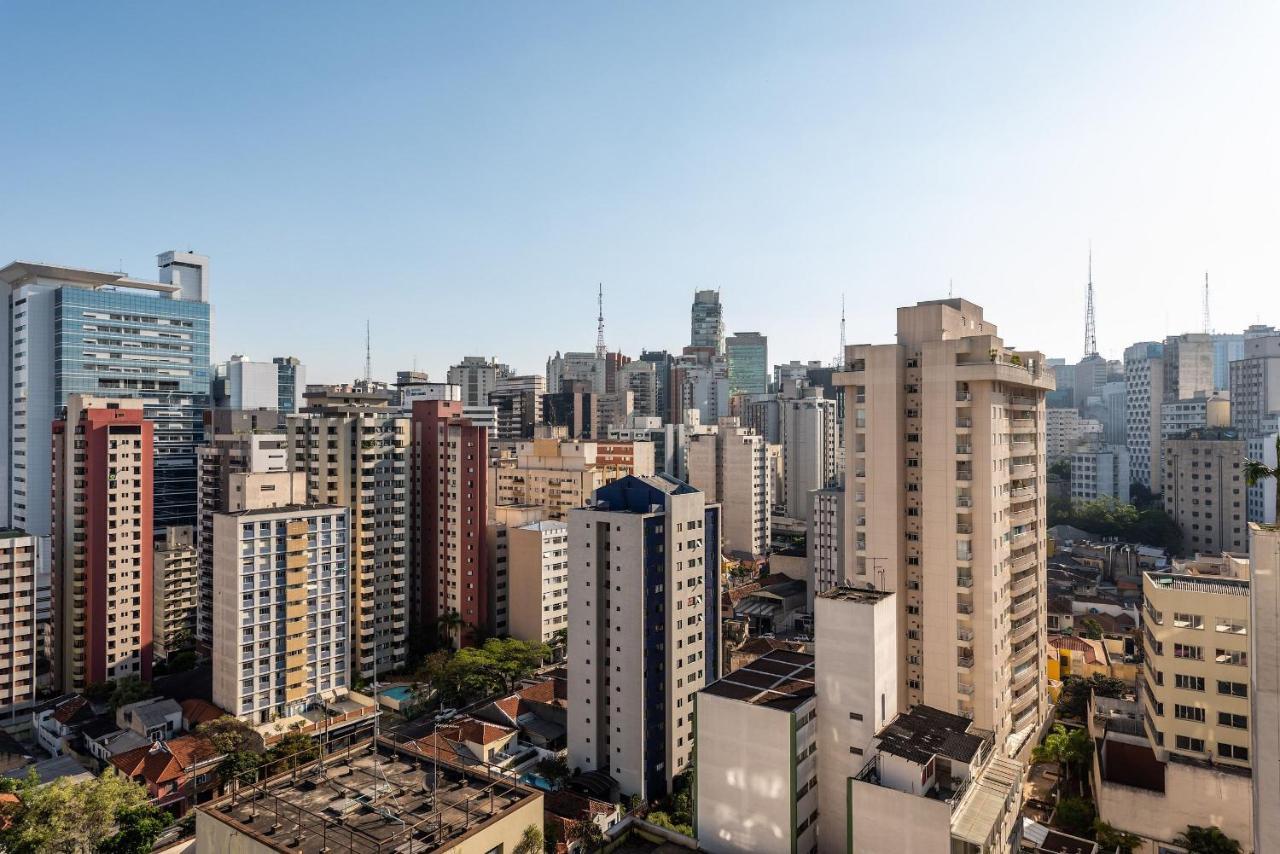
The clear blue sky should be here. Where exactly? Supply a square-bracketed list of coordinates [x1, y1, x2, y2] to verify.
[3, 2, 1277, 382]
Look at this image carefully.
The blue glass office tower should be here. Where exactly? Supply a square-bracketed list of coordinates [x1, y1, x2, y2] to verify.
[2, 253, 211, 534]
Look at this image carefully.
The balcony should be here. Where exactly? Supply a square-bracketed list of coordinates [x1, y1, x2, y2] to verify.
[1011, 550, 1037, 572]
[956, 444, 973, 456]
[956, 496, 973, 509]
[1011, 574, 1038, 598]
[956, 392, 972, 402]
[956, 469, 973, 482]
[957, 602, 974, 615]
[957, 628, 974, 642]
[957, 654, 975, 670]
[1011, 418, 1035, 431]
[956, 418, 972, 429]
[1012, 595, 1038, 622]
[1010, 463, 1036, 479]
[1009, 507, 1035, 525]
[1011, 619, 1037, 644]
[957, 574, 974, 588]
[1011, 529, 1035, 548]
[958, 682, 975, 695]
[1011, 441, 1034, 455]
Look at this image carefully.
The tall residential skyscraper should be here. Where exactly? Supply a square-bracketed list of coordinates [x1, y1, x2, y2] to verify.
[1125, 341, 1166, 490]
[1163, 332, 1216, 402]
[1162, 428, 1248, 555]
[52, 396, 154, 692]
[725, 332, 768, 396]
[567, 475, 720, 801]
[0, 529, 40, 718]
[1212, 331, 1246, 392]
[1, 253, 211, 533]
[195, 410, 288, 651]
[447, 356, 511, 407]
[152, 525, 198, 661]
[488, 374, 546, 441]
[288, 398, 409, 679]
[685, 417, 770, 557]
[273, 356, 306, 414]
[781, 388, 839, 519]
[836, 298, 1053, 752]
[411, 400, 489, 647]
[211, 471, 348, 724]
[1250, 523, 1280, 853]
[690, 289, 724, 354]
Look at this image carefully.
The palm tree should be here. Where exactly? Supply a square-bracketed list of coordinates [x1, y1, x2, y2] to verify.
[1032, 723, 1093, 796]
[436, 610, 462, 647]
[1244, 435, 1280, 523]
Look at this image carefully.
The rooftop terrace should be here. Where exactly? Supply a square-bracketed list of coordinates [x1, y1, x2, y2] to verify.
[700, 648, 815, 711]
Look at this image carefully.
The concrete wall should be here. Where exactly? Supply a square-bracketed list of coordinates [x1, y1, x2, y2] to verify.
[1251, 525, 1280, 853]
[850, 778, 952, 854]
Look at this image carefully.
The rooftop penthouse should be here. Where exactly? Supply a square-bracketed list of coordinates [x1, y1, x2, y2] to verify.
[850, 705, 1023, 853]
[197, 736, 542, 854]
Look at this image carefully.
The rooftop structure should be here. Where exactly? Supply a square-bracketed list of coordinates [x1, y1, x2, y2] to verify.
[196, 737, 542, 854]
[700, 648, 815, 711]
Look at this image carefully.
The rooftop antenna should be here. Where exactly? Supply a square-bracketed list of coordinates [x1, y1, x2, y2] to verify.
[595, 283, 607, 358]
[948, 278, 953, 298]
[1202, 271, 1211, 334]
[1083, 243, 1098, 358]
[364, 319, 372, 382]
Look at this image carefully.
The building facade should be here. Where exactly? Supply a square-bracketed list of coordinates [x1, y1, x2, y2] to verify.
[504, 519, 568, 645]
[781, 390, 839, 520]
[211, 471, 348, 724]
[153, 525, 198, 660]
[447, 356, 511, 407]
[1070, 444, 1131, 503]
[1250, 524, 1280, 853]
[2, 253, 210, 534]
[837, 298, 1052, 753]
[685, 418, 770, 557]
[567, 475, 720, 800]
[0, 529, 39, 718]
[490, 438, 654, 520]
[1125, 341, 1166, 491]
[725, 332, 768, 396]
[52, 396, 154, 691]
[1230, 333, 1280, 437]
[1161, 429, 1248, 555]
[690, 289, 724, 353]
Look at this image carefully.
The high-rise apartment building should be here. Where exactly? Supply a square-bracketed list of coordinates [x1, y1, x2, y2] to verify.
[725, 332, 768, 396]
[690, 289, 724, 354]
[1125, 341, 1166, 490]
[52, 396, 154, 691]
[273, 356, 306, 414]
[410, 400, 489, 646]
[211, 471, 348, 724]
[672, 351, 732, 425]
[1070, 444, 1131, 503]
[2, 253, 211, 534]
[808, 486, 845, 595]
[1162, 428, 1248, 554]
[152, 525, 198, 661]
[1142, 554, 1252, 771]
[214, 355, 307, 413]
[616, 360, 659, 418]
[685, 418, 770, 557]
[781, 389, 839, 519]
[1161, 392, 1231, 449]
[504, 519, 568, 645]
[1246, 422, 1279, 526]
[836, 298, 1053, 751]
[195, 410, 288, 651]
[488, 374, 546, 442]
[490, 438, 654, 520]
[1046, 407, 1102, 461]
[0, 529, 39, 718]
[567, 475, 720, 800]
[1230, 333, 1280, 437]
[287, 399, 409, 679]
[546, 351, 606, 394]
[1212, 331, 1247, 392]
[447, 356, 511, 407]
[1164, 333, 1216, 402]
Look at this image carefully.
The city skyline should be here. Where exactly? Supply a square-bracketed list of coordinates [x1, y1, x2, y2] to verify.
[2, 3, 1277, 381]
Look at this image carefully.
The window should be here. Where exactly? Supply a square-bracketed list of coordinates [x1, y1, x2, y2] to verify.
[1173, 643, 1203, 660]
[1216, 618, 1248, 635]
[1174, 735, 1205, 753]
[1216, 649, 1247, 666]
[1218, 712, 1248, 729]
[1218, 680, 1247, 698]
[1174, 704, 1205, 722]
[1172, 612, 1203, 629]
[1218, 743, 1249, 761]
[1174, 674, 1205, 692]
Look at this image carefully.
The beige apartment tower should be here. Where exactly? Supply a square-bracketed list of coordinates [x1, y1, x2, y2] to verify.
[836, 298, 1053, 753]
[0, 530, 39, 717]
[685, 417, 771, 557]
[153, 526, 198, 660]
[1162, 428, 1248, 555]
[490, 438, 654, 520]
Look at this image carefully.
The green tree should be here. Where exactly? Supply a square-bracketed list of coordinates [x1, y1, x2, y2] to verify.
[266, 730, 318, 772]
[1032, 724, 1093, 795]
[513, 823, 543, 854]
[196, 716, 258, 755]
[573, 817, 607, 852]
[1052, 795, 1095, 836]
[1174, 826, 1243, 854]
[0, 769, 162, 854]
[535, 755, 570, 789]
[107, 676, 153, 712]
[1080, 618, 1103, 640]
[219, 750, 263, 789]
[436, 610, 463, 647]
[1245, 437, 1280, 520]
[1057, 673, 1127, 719]
[1049, 459, 1072, 480]
[646, 810, 693, 837]
[1093, 820, 1141, 854]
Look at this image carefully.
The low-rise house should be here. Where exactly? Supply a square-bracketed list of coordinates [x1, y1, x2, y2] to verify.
[180, 699, 227, 732]
[110, 734, 223, 816]
[3, 754, 94, 787]
[117, 697, 183, 742]
[82, 718, 150, 767]
[474, 674, 569, 751]
[544, 789, 621, 853]
[32, 695, 95, 757]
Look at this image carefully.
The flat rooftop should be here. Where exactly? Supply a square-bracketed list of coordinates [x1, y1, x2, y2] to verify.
[199, 737, 539, 853]
[817, 584, 893, 604]
[1146, 571, 1249, 597]
[700, 648, 814, 711]
[875, 705, 988, 765]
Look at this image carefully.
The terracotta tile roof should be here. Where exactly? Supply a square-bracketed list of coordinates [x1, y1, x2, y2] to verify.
[517, 676, 568, 707]
[491, 696, 521, 722]
[451, 717, 515, 745]
[0, 793, 18, 831]
[111, 735, 220, 786]
[545, 789, 614, 820]
[51, 696, 90, 724]
[180, 699, 227, 727]
[1048, 634, 1104, 665]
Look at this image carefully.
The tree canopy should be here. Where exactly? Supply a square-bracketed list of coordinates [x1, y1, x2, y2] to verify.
[1056, 673, 1128, 719]
[1049, 495, 1182, 553]
[0, 769, 169, 854]
[1175, 825, 1243, 854]
[415, 638, 552, 705]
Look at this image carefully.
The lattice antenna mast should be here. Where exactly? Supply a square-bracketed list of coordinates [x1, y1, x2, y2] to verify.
[1083, 245, 1098, 358]
[364, 319, 372, 382]
[595, 283, 607, 358]
[1202, 271, 1211, 334]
